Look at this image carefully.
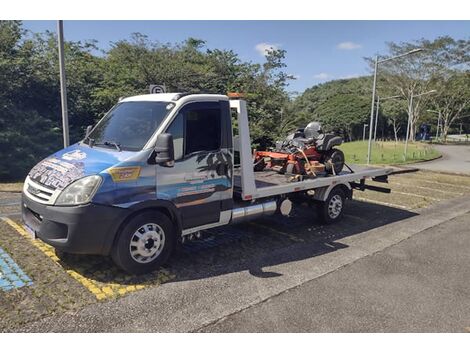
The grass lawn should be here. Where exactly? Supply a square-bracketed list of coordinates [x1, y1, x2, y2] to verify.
[0, 182, 23, 192]
[338, 140, 440, 165]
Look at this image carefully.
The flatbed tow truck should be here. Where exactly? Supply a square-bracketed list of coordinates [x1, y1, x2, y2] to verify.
[22, 93, 394, 274]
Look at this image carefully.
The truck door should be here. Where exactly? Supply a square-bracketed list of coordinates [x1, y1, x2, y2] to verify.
[156, 100, 233, 230]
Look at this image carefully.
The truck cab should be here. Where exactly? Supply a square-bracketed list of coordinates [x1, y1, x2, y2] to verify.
[22, 93, 392, 274]
[22, 93, 237, 273]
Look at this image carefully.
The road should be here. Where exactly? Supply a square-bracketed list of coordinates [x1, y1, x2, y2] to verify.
[414, 144, 470, 174]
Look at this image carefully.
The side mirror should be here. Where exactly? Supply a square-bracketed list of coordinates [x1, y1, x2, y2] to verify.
[154, 133, 174, 166]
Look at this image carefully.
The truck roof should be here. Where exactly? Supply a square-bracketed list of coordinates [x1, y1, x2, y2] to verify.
[120, 93, 229, 103]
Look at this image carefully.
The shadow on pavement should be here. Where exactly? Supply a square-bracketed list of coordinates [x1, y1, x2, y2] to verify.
[37, 199, 417, 289]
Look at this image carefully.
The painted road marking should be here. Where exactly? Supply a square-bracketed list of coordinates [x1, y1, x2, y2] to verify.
[353, 197, 412, 210]
[389, 182, 464, 196]
[393, 191, 442, 202]
[0, 247, 33, 291]
[1, 217, 173, 300]
[412, 179, 470, 191]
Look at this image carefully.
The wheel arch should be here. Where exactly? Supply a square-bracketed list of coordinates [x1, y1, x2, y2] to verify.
[311, 182, 352, 202]
[102, 200, 182, 255]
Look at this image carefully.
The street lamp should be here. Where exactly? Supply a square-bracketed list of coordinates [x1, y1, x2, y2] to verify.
[404, 89, 437, 160]
[374, 95, 402, 142]
[367, 48, 424, 164]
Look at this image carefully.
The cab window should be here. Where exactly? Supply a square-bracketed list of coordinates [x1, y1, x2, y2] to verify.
[165, 102, 222, 160]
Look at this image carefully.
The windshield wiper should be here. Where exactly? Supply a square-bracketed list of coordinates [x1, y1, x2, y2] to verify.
[95, 140, 121, 152]
[83, 136, 95, 147]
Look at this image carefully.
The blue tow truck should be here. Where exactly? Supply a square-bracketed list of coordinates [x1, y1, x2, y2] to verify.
[22, 93, 393, 274]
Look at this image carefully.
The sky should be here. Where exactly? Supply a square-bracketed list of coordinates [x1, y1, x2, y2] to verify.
[23, 20, 470, 93]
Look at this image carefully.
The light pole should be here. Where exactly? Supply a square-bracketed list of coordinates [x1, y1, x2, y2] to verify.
[427, 109, 441, 141]
[367, 48, 423, 164]
[374, 95, 401, 142]
[404, 90, 437, 160]
[57, 20, 69, 148]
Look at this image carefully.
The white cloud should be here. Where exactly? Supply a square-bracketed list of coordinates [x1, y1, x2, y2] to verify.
[337, 41, 362, 50]
[313, 72, 332, 80]
[255, 42, 280, 56]
[340, 73, 361, 79]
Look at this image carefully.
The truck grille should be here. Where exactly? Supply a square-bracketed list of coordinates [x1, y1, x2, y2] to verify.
[23, 177, 61, 205]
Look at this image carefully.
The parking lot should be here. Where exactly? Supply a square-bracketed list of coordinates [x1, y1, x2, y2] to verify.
[1, 169, 470, 331]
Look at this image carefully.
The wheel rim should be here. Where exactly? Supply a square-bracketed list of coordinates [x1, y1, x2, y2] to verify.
[129, 223, 165, 264]
[328, 194, 343, 219]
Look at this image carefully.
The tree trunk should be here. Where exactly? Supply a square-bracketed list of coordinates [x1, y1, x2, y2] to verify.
[442, 124, 450, 143]
[393, 120, 399, 143]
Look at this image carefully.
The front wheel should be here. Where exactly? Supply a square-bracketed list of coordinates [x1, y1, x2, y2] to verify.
[112, 211, 176, 275]
[316, 187, 346, 224]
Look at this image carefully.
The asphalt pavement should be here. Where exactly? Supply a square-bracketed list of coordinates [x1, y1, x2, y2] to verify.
[15, 194, 470, 332]
[413, 144, 470, 174]
[201, 212, 470, 332]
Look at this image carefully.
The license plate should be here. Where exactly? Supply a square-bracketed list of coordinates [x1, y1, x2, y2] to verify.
[23, 224, 37, 239]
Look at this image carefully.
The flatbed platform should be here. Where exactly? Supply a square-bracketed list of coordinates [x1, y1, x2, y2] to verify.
[233, 164, 393, 199]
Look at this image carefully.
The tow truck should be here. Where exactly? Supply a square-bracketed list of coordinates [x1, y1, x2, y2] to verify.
[22, 93, 393, 274]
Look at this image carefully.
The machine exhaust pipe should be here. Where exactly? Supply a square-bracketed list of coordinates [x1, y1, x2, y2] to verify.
[231, 200, 277, 224]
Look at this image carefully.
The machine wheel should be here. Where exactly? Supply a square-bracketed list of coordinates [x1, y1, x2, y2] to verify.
[323, 148, 345, 175]
[285, 162, 295, 175]
[112, 211, 176, 275]
[316, 187, 346, 224]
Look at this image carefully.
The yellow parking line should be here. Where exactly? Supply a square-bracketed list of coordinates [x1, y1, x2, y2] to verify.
[1, 217, 109, 300]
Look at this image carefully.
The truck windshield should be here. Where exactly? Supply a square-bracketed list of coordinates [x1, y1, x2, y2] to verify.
[87, 101, 174, 151]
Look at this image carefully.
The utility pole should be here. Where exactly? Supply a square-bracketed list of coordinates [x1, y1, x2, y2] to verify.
[404, 94, 413, 160]
[57, 20, 69, 148]
[366, 56, 378, 164]
[366, 48, 423, 164]
[373, 95, 380, 142]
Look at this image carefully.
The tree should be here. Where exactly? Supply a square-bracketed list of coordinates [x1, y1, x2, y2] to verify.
[430, 71, 470, 141]
[367, 36, 470, 141]
[291, 76, 372, 141]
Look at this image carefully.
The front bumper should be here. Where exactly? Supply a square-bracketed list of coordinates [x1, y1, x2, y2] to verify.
[21, 193, 129, 255]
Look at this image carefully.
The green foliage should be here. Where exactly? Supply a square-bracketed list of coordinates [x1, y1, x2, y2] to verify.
[0, 22, 291, 180]
[290, 77, 372, 140]
[338, 140, 440, 165]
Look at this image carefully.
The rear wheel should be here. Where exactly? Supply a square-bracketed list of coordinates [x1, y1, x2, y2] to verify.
[112, 211, 176, 275]
[323, 148, 345, 175]
[317, 187, 346, 224]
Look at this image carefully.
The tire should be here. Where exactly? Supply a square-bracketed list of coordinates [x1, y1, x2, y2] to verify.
[323, 149, 345, 175]
[285, 162, 295, 175]
[112, 211, 176, 275]
[316, 187, 346, 224]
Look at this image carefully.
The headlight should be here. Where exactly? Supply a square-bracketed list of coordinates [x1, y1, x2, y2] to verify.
[55, 175, 102, 206]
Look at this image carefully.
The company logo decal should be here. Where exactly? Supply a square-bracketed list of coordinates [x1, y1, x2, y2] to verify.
[29, 157, 85, 190]
[62, 149, 87, 161]
[108, 167, 141, 182]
